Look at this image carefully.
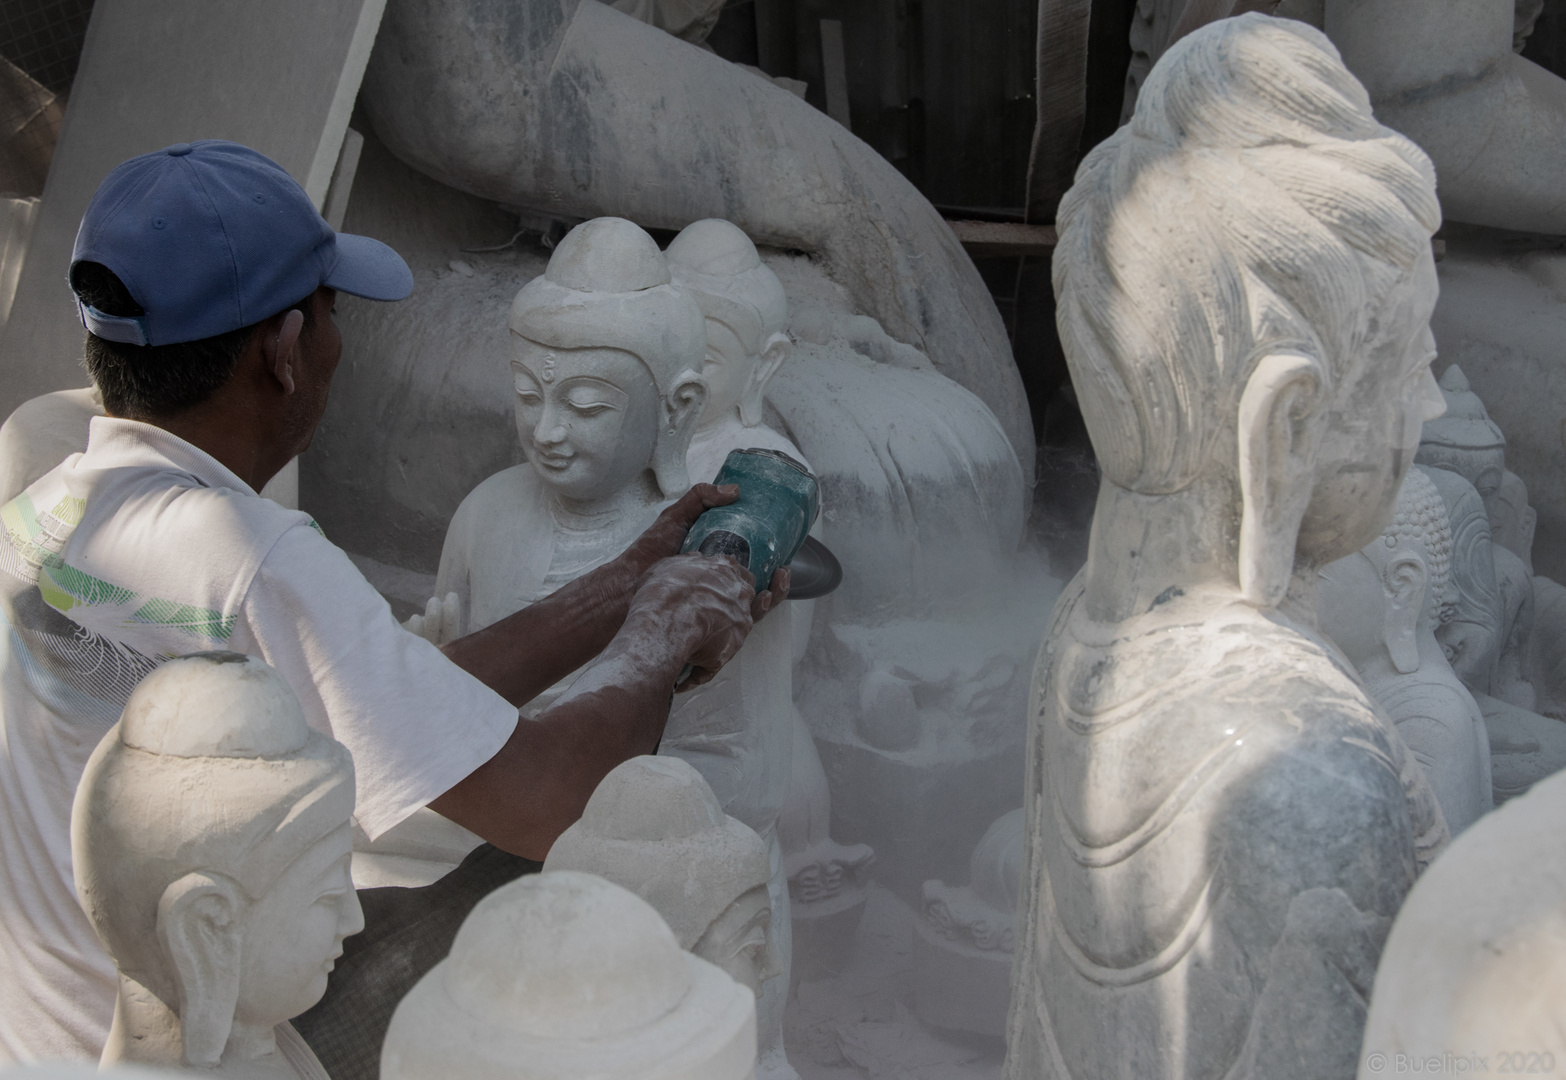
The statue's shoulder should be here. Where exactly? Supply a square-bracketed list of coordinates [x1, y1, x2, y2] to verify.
[450, 464, 547, 529]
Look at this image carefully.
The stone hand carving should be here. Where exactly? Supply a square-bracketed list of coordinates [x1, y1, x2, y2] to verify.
[1358, 764, 1566, 1073]
[1006, 17, 1450, 1079]
[1319, 467, 1493, 835]
[381, 870, 757, 1080]
[543, 756, 781, 997]
[72, 652, 360, 1080]
[914, 808, 1023, 1038]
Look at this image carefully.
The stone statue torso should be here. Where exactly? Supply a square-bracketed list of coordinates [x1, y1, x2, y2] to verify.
[1010, 578, 1435, 1080]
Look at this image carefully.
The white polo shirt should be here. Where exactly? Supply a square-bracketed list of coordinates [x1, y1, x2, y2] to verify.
[0, 417, 518, 1064]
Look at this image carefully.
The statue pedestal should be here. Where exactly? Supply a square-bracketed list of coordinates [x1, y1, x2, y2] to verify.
[789, 887, 868, 987]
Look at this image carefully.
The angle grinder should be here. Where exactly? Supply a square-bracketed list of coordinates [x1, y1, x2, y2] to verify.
[674, 448, 842, 685]
[682, 447, 841, 600]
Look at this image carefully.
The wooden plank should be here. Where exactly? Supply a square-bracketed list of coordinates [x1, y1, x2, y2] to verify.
[948, 219, 1059, 257]
[1024, 0, 1093, 223]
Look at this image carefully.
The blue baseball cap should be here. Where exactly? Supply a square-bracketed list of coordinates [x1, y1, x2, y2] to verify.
[69, 139, 413, 346]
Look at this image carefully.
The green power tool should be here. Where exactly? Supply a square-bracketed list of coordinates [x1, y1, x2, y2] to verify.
[680, 448, 840, 600]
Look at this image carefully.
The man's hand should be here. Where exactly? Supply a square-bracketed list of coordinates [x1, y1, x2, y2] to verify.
[628, 554, 755, 689]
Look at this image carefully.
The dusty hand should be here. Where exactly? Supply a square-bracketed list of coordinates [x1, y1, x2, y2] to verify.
[617, 484, 740, 578]
[627, 554, 756, 689]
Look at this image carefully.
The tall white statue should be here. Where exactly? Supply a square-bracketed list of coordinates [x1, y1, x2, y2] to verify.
[543, 756, 780, 995]
[433, 216, 800, 1074]
[1358, 764, 1566, 1074]
[1319, 467, 1492, 835]
[72, 653, 360, 1080]
[1007, 17, 1449, 1079]
[381, 870, 757, 1080]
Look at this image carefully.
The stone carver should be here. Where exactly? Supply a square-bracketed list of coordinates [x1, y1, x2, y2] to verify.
[543, 755, 781, 998]
[73, 653, 360, 1080]
[381, 870, 756, 1080]
[1318, 467, 1493, 835]
[1006, 16, 1450, 1079]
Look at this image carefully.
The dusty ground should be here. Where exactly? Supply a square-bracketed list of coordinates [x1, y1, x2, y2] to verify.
[785, 884, 1007, 1080]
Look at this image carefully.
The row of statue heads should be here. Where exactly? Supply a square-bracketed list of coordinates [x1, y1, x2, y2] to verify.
[71, 652, 777, 1080]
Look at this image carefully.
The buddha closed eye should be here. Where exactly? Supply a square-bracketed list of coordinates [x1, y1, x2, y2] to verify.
[508, 337, 662, 501]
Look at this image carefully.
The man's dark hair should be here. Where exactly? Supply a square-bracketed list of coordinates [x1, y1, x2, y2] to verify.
[72, 261, 314, 420]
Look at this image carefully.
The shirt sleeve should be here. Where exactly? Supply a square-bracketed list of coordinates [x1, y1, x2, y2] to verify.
[240, 523, 518, 841]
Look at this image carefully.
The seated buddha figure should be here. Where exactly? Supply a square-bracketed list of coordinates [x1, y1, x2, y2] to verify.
[433, 216, 799, 1072]
[73, 653, 360, 1080]
[1006, 17, 1450, 1080]
[1319, 467, 1492, 835]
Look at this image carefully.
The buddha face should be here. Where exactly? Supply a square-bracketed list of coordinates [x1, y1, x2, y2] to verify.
[233, 823, 362, 1030]
[692, 884, 781, 997]
[1317, 551, 1394, 669]
[697, 318, 756, 427]
[1296, 254, 1445, 566]
[511, 336, 662, 501]
[1436, 488, 1502, 690]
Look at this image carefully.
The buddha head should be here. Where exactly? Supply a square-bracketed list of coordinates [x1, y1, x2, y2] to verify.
[72, 652, 359, 1067]
[1053, 14, 1445, 607]
[543, 755, 781, 996]
[665, 218, 791, 431]
[1415, 365, 1507, 510]
[1318, 466, 1453, 676]
[1423, 467, 1504, 692]
[381, 871, 756, 1080]
[507, 217, 708, 502]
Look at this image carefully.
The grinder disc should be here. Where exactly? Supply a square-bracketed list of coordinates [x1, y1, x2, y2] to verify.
[785, 535, 842, 600]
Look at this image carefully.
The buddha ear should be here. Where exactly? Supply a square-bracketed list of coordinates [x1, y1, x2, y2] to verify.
[739, 332, 791, 428]
[653, 371, 709, 496]
[157, 871, 245, 1067]
[1237, 353, 1328, 608]
[1382, 552, 1428, 675]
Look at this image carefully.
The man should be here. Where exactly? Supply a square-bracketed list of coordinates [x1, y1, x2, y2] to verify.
[0, 140, 780, 1063]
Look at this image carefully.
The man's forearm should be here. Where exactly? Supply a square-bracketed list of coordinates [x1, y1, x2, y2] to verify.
[427, 608, 692, 859]
[438, 555, 642, 706]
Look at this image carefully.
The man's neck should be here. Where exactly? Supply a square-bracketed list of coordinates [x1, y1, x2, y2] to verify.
[110, 405, 288, 493]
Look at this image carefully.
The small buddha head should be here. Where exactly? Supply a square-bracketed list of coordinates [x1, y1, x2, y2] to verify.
[1318, 466, 1453, 676]
[543, 755, 781, 996]
[381, 871, 756, 1080]
[1054, 14, 1444, 607]
[1423, 467, 1504, 691]
[1415, 365, 1507, 509]
[72, 653, 360, 1067]
[508, 217, 709, 501]
[665, 218, 792, 430]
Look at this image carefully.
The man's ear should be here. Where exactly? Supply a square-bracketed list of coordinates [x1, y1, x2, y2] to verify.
[739, 333, 791, 428]
[1237, 352, 1328, 608]
[261, 309, 306, 395]
[157, 871, 245, 1067]
[1382, 552, 1428, 674]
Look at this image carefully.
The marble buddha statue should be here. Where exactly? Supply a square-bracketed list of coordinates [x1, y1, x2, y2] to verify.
[1319, 467, 1492, 835]
[434, 216, 800, 1074]
[72, 652, 360, 1080]
[434, 215, 708, 635]
[543, 756, 781, 997]
[381, 870, 757, 1080]
[1357, 763, 1566, 1074]
[1006, 17, 1451, 1079]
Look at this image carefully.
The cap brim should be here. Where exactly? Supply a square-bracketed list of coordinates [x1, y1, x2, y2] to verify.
[324, 232, 414, 301]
